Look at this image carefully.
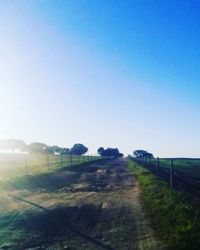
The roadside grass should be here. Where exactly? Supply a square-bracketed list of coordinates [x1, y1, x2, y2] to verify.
[0, 153, 99, 184]
[128, 160, 200, 250]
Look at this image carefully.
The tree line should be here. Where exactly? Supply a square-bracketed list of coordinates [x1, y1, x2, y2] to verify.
[0, 139, 154, 159]
[0, 139, 124, 158]
[0, 139, 88, 155]
[132, 150, 154, 159]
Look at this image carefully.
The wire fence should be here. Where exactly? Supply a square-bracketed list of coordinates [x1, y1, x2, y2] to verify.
[0, 153, 100, 180]
[132, 157, 200, 199]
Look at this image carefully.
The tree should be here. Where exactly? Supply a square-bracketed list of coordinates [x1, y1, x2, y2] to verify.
[0, 139, 27, 153]
[133, 150, 154, 159]
[61, 148, 70, 155]
[70, 144, 88, 155]
[45, 146, 55, 154]
[41, 145, 70, 155]
[45, 145, 63, 154]
[97, 147, 104, 155]
[145, 152, 154, 159]
[28, 142, 47, 154]
[51, 145, 62, 154]
[118, 153, 124, 157]
[97, 147, 123, 158]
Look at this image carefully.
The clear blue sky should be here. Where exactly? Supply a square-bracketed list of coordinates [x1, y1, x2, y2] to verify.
[0, 0, 200, 157]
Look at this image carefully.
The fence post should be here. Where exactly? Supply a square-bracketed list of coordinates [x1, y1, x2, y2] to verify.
[47, 153, 49, 171]
[60, 153, 63, 168]
[170, 158, 174, 188]
[70, 155, 72, 166]
[157, 157, 159, 176]
[25, 154, 28, 175]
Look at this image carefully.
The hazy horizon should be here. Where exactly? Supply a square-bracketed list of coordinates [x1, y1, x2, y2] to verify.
[1, 1, 200, 157]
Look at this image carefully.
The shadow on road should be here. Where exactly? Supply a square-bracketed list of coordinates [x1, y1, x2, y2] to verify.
[8, 194, 135, 250]
[0, 159, 144, 250]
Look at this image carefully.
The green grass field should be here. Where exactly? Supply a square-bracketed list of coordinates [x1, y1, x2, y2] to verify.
[151, 158, 200, 178]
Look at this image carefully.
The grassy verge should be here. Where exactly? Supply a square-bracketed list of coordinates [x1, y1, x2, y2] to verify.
[0, 153, 100, 180]
[128, 160, 200, 250]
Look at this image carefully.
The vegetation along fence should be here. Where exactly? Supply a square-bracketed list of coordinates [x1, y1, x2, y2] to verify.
[0, 153, 100, 179]
[132, 157, 200, 199]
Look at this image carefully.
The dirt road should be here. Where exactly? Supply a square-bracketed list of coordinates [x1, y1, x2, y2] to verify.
[2, 159, 166, 250]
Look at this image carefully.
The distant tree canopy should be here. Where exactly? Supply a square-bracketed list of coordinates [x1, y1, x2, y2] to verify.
[28, 142, 47, 153]
[45, 145, 67, 155]
[70, 144, 88, 155]
[61, 148, 70, 155]
[0, 139, 89, 156]
[97, 147, 104, 155]
[28, 143, 88, 155]
[133, 150, 154, 159]
[0, 139, 27, 152]
[97, 147, 124, 158]
[50, 145, 62, 154]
